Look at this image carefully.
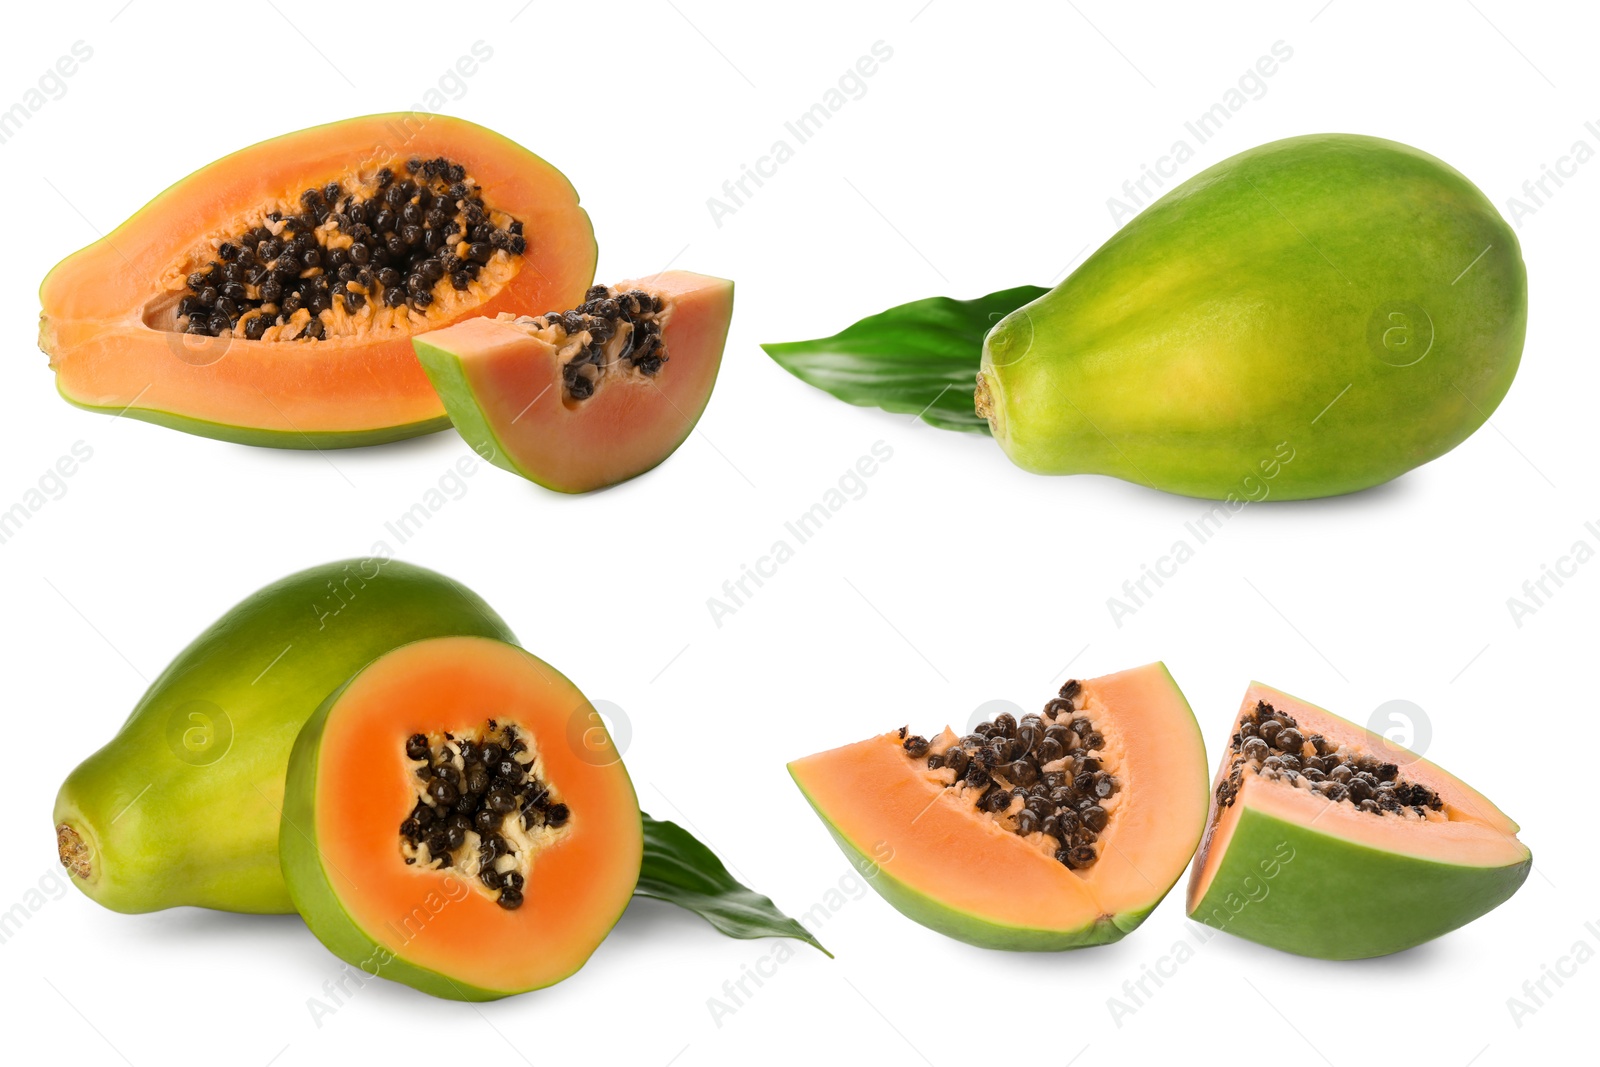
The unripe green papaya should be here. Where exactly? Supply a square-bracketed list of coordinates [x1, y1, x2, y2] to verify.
[53, 559, 515, 914]
[976, 134, 1527, 499]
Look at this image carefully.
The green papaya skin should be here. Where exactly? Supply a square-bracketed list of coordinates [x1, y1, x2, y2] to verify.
[51, 396, 450, 449]
[1189, 805, 1530, 959]
[1187, 682, 1530, 958]
[978, 134, 1528, 500]
[52, 559, 515, 914]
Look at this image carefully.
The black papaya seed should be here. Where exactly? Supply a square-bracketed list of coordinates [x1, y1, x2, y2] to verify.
[427, 778, 458, 807]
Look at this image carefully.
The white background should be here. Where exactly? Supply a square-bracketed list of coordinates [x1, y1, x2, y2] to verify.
[3, 1, 1594, 1063]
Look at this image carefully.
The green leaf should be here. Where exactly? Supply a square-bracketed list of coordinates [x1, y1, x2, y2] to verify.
[761, 284, 1048, 433]
[636, 812, 830, 956]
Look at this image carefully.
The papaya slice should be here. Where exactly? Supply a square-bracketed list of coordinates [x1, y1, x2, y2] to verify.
[788, 663, 1209, 949]
[412, 270, 732, 492]
[40, 114, 596, 448]
[1186, 683, 1531, 959]
[280, 635, 642, 1000]
[53, 559, 514, 915]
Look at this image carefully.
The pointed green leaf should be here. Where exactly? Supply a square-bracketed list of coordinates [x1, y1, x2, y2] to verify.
[761, 284, 1048, 433]
[636, 812, 829, 956]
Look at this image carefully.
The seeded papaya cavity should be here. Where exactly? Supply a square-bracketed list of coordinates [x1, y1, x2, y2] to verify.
[1215, 700, 1445, 818]
[903, 679, 1121, 871]
[399, 720, 570, 911]
[159, 155, 527, 343]
[502, 283, 671, 404]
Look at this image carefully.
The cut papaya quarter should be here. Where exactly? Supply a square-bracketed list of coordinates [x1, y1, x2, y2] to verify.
[40, 114, 596, 448]
[412, 270, 732, 492]
[1187, 683, 1531, 959]
[788, 663, 1209, 950]
[280, 635, 641, 1001]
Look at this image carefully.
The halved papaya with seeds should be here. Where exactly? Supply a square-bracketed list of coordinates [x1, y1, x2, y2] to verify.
[788, 663, 1209, 949]
[412, 270, 732, 492]
[279, 635, 641, 1000]
[1187, 682, 1530, 959]
[40, 114, 596, 448]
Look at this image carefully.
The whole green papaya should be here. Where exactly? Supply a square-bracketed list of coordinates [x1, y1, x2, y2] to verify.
[53, 558, 515, 913]
[976, 134, 1527, 500]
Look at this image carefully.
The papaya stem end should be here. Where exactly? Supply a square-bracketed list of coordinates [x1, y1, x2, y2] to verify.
[57, 823, 92, 880]
[974, 371, 1002, 436]
[966, 374, 992, 422]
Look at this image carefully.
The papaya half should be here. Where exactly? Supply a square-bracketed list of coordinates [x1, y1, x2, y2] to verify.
[39, 114, 596, 448]
[789, 663, 1208, 949]
[280, 635, 642, 1000]
[53, 559, 515, 913]
[1187, 682, 1530, 958]
[976, 133, 1527, 499]
[414, 270, 734, 492]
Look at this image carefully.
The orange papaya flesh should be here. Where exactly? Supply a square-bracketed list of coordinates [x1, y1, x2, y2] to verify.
[413, 270, 731, 492]
[280, 635, 641, 1000]
[40, 114, 596, 448]
[788, 663, 1209, 949]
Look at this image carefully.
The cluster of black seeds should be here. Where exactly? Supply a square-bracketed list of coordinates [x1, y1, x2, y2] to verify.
[901, 680, 1118, 870]
[1215, 701, 1445, 817]
[178, 156, 526, 339]
[398, 721, 569, 911]
[530, 284, 668, 401]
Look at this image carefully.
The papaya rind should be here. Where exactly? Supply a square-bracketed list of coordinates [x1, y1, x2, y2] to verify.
[789, 766, 1138, 951]
[411, 336, 540, 485]
[415, 335, 689, 494]
[52, 560, 516, 914]
[58, 386, 450, 448]
[1187, 801, 1531, 959]
[415, 335, 696, 493]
